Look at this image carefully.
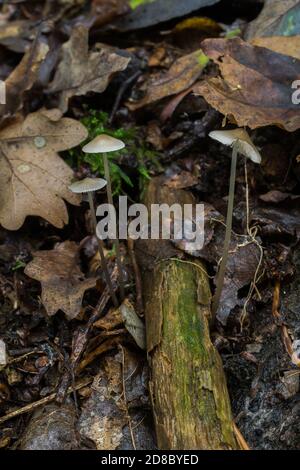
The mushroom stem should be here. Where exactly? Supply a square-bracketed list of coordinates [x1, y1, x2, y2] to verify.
[87, 191, 119, 307]
[211, 142, 238, 317]
[103, 153, 125, 301]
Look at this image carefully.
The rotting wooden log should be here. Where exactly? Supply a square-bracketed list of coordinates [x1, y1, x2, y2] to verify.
[136, 176, 239, 450]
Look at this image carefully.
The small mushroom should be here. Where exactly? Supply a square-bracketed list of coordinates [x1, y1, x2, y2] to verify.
[209, 129, 261, 164]
[209, 128, 261, 317]
[69, 177, 118, 307]
[83, 134, 125, 300]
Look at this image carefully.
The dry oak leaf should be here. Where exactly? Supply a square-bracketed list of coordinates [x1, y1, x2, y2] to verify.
[194, 37, 300, 131]
[0, 109, 88, 230]
[25, 241, 96, 320]
[0, 36, 49, 121]
[128, 49, 209, 110]
[48, 24, 131, 113]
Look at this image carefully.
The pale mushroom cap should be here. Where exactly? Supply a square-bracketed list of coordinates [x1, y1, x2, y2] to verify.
[82, 134, 125, 154]
[69, 177, 107, 194]
[209, 128, 261, 164]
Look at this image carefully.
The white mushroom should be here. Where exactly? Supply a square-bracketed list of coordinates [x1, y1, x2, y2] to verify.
[209, 128, 262, 317]
[69, 177, 118, 307]
[209, 128, 261, 164]
[68, 177, 107, 193]
[82, 134, 126, 301]
[82, 134, 125, 154]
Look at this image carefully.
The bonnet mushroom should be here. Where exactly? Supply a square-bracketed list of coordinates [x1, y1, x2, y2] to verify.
[83, 134, 125, 301]
[209, 128, 261, 317]
[69, 177, 118, 307]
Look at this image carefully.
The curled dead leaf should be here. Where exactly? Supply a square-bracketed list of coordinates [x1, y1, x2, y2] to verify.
[194, 37, 300, 131]
[128, 49, 209, 110]
[0, 36, 49, 121]
[24, 241, 96, 320]
[48, 25, 131, 113]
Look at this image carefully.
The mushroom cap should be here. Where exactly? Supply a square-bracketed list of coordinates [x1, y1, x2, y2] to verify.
[82, 134, 125, 154]
[209, 128, 261, 164]
[69, 177, 107, 194]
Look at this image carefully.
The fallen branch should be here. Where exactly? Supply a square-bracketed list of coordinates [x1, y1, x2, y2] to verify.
[137, 176, 239, 450]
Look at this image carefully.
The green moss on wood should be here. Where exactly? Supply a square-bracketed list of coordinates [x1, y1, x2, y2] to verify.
[140, 176, 238, 449]
[144, 260, 238, 449]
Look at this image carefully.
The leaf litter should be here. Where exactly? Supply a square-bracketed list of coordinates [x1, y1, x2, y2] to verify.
[48, 25, 131, 113]
[0, 0, 300, 451]
[194, 37, 300, 131]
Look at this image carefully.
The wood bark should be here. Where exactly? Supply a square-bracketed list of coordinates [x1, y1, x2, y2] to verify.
[136, 176, 239, 450]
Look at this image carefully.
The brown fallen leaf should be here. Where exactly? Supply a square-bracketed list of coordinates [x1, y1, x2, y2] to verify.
[24, 241, 96, 320]
[0, 35, 49, 121]
[251, 36, 300, 60]
[245, 0, 300, 40]
[195, 37, 300, 131]
[128, 49, 209, 110]
[48, 24, 130, 113]
[0, 108, 88, 230]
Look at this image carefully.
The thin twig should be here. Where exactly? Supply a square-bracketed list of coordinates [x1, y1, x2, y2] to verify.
[233, 422, 250, 450]
[109, 71, 141, 124]
[0, 378, 92, 425]
[8, 350, 43, 364]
